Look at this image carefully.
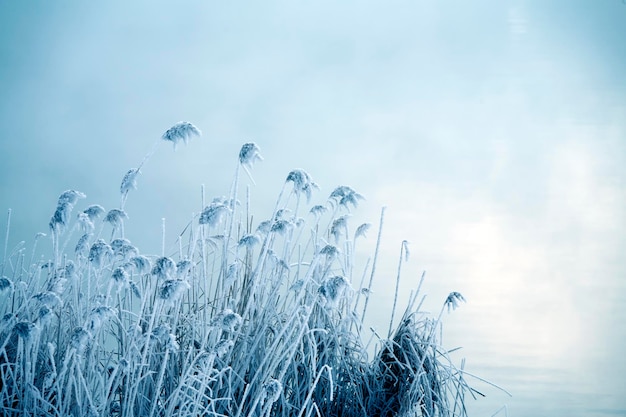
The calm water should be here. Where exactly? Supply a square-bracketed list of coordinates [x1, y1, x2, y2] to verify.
[371, 2, 625, 415]
[362, 235, 626, 417]
[445, 3, 625, 415]
[362, 224, 625, 417]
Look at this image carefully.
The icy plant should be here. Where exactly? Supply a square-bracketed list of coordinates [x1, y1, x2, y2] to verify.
[445, 291, 467, 312]
[214, 309, 242, 332]
[83, 204, 105, 219]
[88, 239, 112, 267]
[354, 222, 371, 239]
[49, 191, 83, 232]
[158, 278, 190, 302]
[0, 276, 12, 293]
[239, 142, 263, 169]
[161, 121, 202, 149]
[120, 168, 141, 195]
[120, 168, 141, 207]
[104, 209, 128, 236]
[286, 169, 317, 202]
[130, 254, 151, 274]
[0, 125, 500, 417]
[329, 185, 363, 210]
[151, 256, 176, 280]
[319, 275, 349, 308]
[111, 266, 129, 284]
[238, 234, 260, 248]
[199, 202, 231, 227]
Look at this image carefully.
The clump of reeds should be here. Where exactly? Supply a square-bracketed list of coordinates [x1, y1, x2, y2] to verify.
[0, 122, 485, 417]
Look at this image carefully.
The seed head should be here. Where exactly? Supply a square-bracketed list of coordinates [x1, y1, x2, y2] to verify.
[151, 324, 179, 351]
[215, 309, 242, 332]
[75, 234, 91, 257]
[199, 202, 230, 227]
[110, 238, 130, 251]
[214, 339, 233, 359]
[320, 245, 339, 260]
[445, 291, 466, 312]
[121, 244, 139, 258]
[88, 239, 113, 268]
[130, 255, 151, 274]
[77, 212, 95, 234]
[70, 327, 91, 353]
[286, 169, 309, 190]
[225, 261, 238, 285]
[104, 209, 128, 228]
[49, 202, 72, 234]
[330, 215, 349, 242]
[120, 168, 141, 194]
[111, 238, 137, 258]
[271, 219, 292, 235]
[0, 277, 13, 293]
[62, 261, 75, 277]
[263, 379, 282, 404]
[238, 234, 260, 249]
[239, 142, 263, 168]
[320, 276, 348, 306]
[37, 306, 53, 324]
[162, 121, 201, 149]
[112, 267, 129, 284]
[329, 186, 363, 210]
[286, 169, 318, 202]
[33, 291, 63, 309]
[49, 191, 85, 233]
[158, 279, 190, 302]
[83, 205, 105, 220]
[176, 259, 193, 278]
[274, 208, 291, 221]
[57, 190, 86, 206]
[310, 205, 327, 217]
[14, 321, 36, 339]
[1, 314, 16, 332]
[256, 220, 272, 235]
[152, 256, 176, 280]
[355, 223, 371, 239]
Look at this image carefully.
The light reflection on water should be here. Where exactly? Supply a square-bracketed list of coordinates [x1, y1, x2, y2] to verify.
[370, 129, 625, 415]
[437, 264, 626, 417]
[364, 194, 626, 417]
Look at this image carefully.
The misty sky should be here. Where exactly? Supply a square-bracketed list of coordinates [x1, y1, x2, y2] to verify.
[1, 1, 625, 415]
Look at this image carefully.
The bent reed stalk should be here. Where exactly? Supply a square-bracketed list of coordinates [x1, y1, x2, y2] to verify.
[0, 122, 484, 417]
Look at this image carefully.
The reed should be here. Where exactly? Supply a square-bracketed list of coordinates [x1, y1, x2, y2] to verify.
[0, 122, 478, 417]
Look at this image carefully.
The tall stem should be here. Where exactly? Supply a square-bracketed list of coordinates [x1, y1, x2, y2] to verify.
[388, 240, 408, 338]
[161, 218, 166, 256]
[360, 206, 385, 330]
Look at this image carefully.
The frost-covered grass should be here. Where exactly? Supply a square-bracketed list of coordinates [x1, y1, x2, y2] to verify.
[1, 122, 479, 417]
